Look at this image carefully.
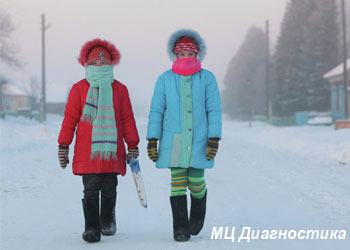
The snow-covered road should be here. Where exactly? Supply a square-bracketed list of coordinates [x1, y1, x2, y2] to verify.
[1, 115, 350, 250]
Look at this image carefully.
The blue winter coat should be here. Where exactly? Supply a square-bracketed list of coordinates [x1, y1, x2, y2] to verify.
[147, 69, 222, 169]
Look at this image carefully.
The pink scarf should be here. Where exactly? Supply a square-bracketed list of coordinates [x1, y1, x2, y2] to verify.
[172, 58, 201, 76]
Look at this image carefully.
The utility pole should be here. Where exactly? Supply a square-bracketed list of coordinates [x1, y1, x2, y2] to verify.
[40, 14, 50, 122]
[0, 76, 6, 118]
[248, 80, 254, 128]
[265, 19, 271, 120]
[341, 0, 349, 119]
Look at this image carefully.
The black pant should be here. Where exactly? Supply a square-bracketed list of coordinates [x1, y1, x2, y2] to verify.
[82, 173, 118, 202]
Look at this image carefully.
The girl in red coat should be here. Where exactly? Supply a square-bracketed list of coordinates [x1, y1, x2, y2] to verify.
[57, 38, 140, 243]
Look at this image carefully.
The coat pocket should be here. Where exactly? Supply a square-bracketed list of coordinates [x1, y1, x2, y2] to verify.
[170, 133, 181, 167]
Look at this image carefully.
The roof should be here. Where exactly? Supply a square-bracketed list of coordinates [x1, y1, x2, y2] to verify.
[324, 58, 350, 80]
[3, 83, 70, 102]
[3, 84, 27, 96]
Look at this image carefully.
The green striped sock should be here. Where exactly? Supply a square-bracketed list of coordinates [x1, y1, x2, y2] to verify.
[170, 167, 188, 197]
[188, 168, 206, 199]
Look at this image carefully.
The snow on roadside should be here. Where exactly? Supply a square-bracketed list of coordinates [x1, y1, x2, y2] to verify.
[1, 115, 350, 250]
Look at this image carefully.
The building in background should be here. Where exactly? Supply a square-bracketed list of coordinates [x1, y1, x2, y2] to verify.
[324, 58, 350, 121]
[3, 83, 29, 112]
[1, 81, 69, 117]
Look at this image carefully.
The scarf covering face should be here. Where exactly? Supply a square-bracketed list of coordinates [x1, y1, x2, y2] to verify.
[172, 57, 201, 76]
[81, 65, 118, 160]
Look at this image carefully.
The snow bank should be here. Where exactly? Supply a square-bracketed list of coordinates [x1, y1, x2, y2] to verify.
[1, 115, 350, 250]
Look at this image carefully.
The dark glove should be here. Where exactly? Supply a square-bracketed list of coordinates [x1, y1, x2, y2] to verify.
[147, 139, 158, 162]
[127, 147, 139, 162]
[206, 138, 219, 160]
[58, 144, 69, 168]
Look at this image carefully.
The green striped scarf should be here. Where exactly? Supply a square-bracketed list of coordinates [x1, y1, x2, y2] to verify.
[81, 65, 118, 160]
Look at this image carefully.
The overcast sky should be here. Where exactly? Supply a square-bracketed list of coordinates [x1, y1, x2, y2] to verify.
[2, 0, 288, 115]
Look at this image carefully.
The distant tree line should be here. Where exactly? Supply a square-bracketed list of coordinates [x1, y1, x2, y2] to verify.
[223, 0, 340, 118]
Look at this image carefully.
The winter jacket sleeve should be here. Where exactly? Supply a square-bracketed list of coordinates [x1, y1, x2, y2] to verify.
[205, 72, 222, 139]
[147, 74, 166, 140]
[58, 84, 82, 145]
[121, 85, 140, 149]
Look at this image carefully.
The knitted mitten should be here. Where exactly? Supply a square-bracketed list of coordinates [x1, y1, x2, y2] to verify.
[206, 138, 219, 160]
[58, 144, 69, 168]
[126, 147, 139, 162]
[147, 139, 158, 162]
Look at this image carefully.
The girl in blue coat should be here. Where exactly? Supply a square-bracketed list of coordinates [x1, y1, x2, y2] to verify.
[147, 29, 222, 242]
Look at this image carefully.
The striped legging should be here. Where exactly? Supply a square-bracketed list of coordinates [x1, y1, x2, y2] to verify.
[170, 167, 206, 199]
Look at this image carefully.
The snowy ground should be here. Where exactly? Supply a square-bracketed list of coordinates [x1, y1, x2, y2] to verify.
[1, 114, 350, 250]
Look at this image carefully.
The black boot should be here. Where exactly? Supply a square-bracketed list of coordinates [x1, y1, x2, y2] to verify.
[170, 195, 190, 242]
[100, 174, 117, 236]
[82, 198, 101, 243]
[100, 194, 116, 236]
[189, 190, 207, 235]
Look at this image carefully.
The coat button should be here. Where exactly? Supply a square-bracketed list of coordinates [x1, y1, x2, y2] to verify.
[189, 128, 192, 131]
[188, 110, 192, 114]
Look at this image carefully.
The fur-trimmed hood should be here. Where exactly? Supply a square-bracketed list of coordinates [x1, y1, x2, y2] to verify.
[167, 29, 207, 61]
[78, 38, 121, 66]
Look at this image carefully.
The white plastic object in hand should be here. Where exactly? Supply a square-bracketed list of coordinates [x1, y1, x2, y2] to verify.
[128, 158, 147, 208]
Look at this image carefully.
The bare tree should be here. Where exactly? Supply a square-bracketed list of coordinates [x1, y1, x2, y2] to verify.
[0, 8, 21, 116]
[27, 76, 40, 99]
[27, 76, 41, 110]
[0, 8, 21, 69]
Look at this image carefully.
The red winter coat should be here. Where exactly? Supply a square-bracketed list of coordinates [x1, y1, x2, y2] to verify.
[58, 79, 139, 176]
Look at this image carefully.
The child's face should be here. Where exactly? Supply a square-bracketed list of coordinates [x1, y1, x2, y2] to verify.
[177, 51, 197, 59]
[87, 49, 112, 66]
[88, 59, 111, 66]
